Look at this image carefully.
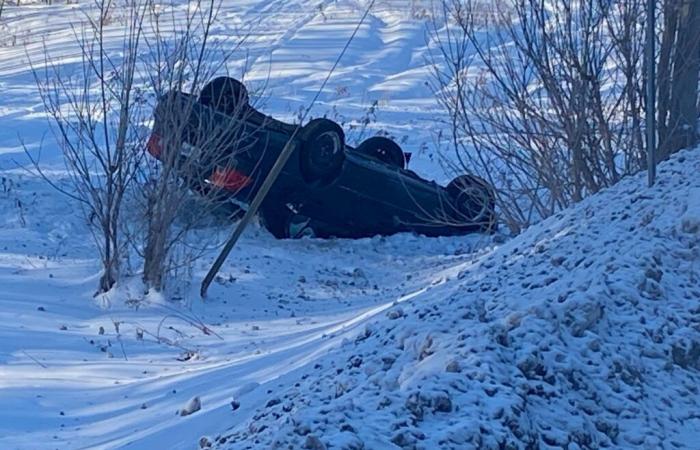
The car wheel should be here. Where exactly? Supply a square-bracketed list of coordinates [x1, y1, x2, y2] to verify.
[199, 77, 249, 116]
[355, 136, 405, 168]
[299, 118, 345, 183]
[447, 175, 497, 232]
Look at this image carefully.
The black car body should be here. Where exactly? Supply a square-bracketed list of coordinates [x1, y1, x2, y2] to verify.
[147, 77, 496, 239]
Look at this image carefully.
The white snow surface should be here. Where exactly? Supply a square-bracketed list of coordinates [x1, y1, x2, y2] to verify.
[208, 149, 700, 450]
[1, 1, 699, 449]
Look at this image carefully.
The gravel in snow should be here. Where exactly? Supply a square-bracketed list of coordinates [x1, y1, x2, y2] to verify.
[212, 148, 700, 449]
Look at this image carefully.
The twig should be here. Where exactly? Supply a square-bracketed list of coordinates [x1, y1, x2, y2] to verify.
[22, 350, 48, 369]
[111, 318, 128, 361]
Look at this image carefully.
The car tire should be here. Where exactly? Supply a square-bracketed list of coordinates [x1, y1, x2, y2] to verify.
[299, 118, 345, 183]
[355, 136, 405, 168]
[199, 77, 249, 116]
[447, 175, 497, 232]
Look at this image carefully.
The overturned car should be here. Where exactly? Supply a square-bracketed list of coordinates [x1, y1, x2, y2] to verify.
[147, 77, 496, 239]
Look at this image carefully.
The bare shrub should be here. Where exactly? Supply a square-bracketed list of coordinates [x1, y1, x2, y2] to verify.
[31, 0, 258, 294]
[133, 0, 262, 292]
[429, 0, 648, 233]
[31, 0, 149, 292]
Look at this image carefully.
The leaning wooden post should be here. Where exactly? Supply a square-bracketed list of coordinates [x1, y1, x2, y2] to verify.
[200, 136, 299, 297]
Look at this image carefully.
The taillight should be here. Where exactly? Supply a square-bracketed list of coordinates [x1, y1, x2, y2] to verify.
[209, 166, 252, 191]
[147, 133, 163, 159]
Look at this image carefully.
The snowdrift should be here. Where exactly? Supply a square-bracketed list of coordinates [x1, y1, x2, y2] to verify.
[214, 149, 700, 449]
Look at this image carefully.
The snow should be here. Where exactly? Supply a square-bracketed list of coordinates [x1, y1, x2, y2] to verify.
[209, 149, 700, 450]
[0, 179, 491, 449]
[1, 1, 699, 449]
[681, 187, 700, 234]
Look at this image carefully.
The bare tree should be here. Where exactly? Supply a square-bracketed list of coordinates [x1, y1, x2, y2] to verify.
[31, 0, 149, 292]
[657, 0, 700, 160]
[31, 0, 260, 294]
[429, 0, 648, 233]
[133, 0, 258, 292]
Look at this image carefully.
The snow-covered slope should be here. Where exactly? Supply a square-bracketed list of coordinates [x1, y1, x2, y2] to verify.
[210, 149, 700, 449]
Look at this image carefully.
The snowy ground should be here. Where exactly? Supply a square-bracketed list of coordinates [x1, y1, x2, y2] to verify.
[1, 1, 699, 449]
[211, 149, 700, 449]
[0, 171, 492, 449]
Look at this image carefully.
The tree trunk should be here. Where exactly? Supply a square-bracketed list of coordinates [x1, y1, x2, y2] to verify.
[659, 0, 700, 159]
[143, 211, 168, 292]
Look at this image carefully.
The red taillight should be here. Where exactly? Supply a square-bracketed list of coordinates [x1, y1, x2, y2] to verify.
[209, 166, 252, 191]
[147, 133, 163, 159]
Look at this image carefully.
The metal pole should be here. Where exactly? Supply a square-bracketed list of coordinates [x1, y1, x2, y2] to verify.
[646, 0, 656, 187]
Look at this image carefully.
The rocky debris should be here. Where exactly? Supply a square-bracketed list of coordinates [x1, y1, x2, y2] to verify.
[386, 307, 404, 320]
[391, 431, 416, 450]
[304, 434, 326, 450]
[214, 149, 700, 450]
[180, 396, 201, 416]
[671, 338, 700, 370]
[431, 392, 452, 413]
[445, 360, 460, 373]
[265, 398, 281, 408]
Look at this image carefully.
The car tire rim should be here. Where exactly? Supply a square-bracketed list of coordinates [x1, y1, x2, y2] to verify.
[456, 187, 490, 222]
[379, 147, 402, 166]
[311, 131, 341, 170]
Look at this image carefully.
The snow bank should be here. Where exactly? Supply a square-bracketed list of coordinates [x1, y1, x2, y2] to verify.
[213, 149, 700, 449]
